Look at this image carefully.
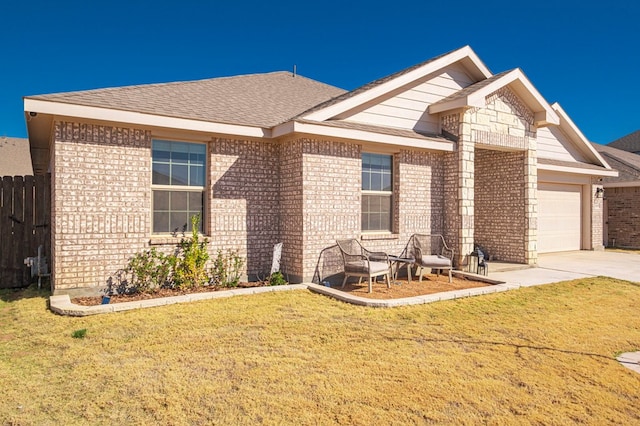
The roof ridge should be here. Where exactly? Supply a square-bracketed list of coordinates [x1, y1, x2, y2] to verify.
[25, 71, 328, 100]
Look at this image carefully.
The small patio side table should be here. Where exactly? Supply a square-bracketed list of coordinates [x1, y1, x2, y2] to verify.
[388, 255, 415, 285]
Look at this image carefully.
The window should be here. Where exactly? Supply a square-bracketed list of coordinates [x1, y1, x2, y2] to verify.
[361, 153, 393, 232]
[152, 140, 206, 234]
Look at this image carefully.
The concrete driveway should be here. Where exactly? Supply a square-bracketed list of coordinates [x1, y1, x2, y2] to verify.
[489, 250, 640, 287]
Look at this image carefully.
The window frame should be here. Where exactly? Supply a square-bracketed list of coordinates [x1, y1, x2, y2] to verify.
[151, 139, 207, 235]
[361, 152, 394, 233]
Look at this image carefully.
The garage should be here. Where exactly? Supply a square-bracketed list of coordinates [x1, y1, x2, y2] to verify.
[538, 182, 582, 253]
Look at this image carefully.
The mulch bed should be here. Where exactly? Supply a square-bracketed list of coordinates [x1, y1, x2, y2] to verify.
[71, 274, 492, 306]
[71, 281, 269, 306]
[339, 273, 491, 299]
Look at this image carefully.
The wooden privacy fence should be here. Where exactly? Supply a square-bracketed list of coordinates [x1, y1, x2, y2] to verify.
[0, 175, 51, 289]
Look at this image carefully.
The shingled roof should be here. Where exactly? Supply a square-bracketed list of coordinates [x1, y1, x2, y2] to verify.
[608, 130, 640, 153]
[592, 142, 640, 184]
[26, 72, 347, 128]
[0, 137, 33, 176]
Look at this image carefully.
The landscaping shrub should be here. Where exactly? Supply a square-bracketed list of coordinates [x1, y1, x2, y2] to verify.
[268, 271, 287, 286]
[126, 248, 172, 293]
[171, 215, 210, 289]
[211, 249, 245, 288]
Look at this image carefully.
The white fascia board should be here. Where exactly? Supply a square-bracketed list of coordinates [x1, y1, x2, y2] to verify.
[303, 46, 492, 122]
[538, 162, 618, 177]
[509, 70, 559, 126]
[551, 102, 611, 169]
[23, 98, 270, 139]
[273, 121, 455, 152]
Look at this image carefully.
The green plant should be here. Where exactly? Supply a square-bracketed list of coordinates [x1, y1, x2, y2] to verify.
[126, 248, 172, 294]
[71, 329, 87, 339]
[171, 215, 210, 289]
[211, 249, 245, 288]
[268, 271, 287, 286]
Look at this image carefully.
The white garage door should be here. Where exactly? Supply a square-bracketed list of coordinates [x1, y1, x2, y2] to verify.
[538, 183, 582, 253]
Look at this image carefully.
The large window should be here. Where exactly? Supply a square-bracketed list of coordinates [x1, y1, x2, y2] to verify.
[361, 153, 393, 232]
[152, 140, 206, 234]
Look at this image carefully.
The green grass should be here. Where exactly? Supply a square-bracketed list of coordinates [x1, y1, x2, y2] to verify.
[1, 278, 640, 424]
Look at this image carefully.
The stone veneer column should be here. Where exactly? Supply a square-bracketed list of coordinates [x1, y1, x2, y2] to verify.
[457, 116, 475, 266]
[524, 136, 538, 264]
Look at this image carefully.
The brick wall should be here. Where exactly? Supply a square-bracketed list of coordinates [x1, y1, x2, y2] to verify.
[279, 139, 304, 281]
[475, 149, 527, 262]
[605, 186, 640, 248]
[300, 139, 361, 282]
[210, 138, 280, 277]
[52, 121, 151, 294]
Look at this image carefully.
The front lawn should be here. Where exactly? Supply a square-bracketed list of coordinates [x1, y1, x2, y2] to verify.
[1, 277, 640, 424]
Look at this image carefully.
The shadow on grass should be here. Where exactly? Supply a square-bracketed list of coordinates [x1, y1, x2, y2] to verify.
[0, 281, 51, 303]
[388, 335, 614, 361]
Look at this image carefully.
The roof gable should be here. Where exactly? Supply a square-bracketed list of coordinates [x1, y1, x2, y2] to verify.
[550, 103, 611, 168]
[301, 46, 492, 122]
[428, 68, 559, 126]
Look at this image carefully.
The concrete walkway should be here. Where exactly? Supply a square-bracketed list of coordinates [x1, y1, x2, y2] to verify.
[488, 250, 640, 286]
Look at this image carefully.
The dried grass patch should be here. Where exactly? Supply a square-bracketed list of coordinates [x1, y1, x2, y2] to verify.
[1, 278, 640, 424]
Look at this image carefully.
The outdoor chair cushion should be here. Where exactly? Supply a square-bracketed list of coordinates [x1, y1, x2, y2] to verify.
[418, 255, 452, 268]
[345, 260, 390, 275]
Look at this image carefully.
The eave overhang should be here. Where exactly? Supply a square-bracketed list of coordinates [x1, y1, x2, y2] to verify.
[272, 120, 455, 152]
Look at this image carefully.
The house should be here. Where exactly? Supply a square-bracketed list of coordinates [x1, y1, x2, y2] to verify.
[592, 142, 640, 248]
[0, 136, 33, 176]
[608, 130, 640, 154]
[24, 46, 616, 296]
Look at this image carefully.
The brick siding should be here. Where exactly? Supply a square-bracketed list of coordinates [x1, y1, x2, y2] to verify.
[475, 149, 527, 262]
[605, 186, 640, 248]
[52, 121, 152, 293]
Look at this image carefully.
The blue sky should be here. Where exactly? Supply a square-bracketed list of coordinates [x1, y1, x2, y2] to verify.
[1, 0, 637, 144]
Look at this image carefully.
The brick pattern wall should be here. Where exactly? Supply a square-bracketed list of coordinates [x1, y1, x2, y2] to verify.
[279, 138, 304, 281]
[299, 142, 447, 283]
[300, 139, 361, 282]
[210, 138, 280, 277]
[363, 149, 447, 258]
[475, 149, 527, 263]
[52, 121, 151, 293]
[605, 186, 640, 248]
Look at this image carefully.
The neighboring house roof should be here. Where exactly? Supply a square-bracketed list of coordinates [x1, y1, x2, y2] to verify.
[591, 142, 640, 185]
[0, 137, 33, 176]
[608, 130, 640, 153]
[26, 72, 347, 128]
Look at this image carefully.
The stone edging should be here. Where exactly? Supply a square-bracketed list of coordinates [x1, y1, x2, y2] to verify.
[49, 274, 516, 316]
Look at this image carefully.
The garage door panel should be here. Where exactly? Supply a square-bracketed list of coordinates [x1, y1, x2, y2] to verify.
[538, 183, 581, 253]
